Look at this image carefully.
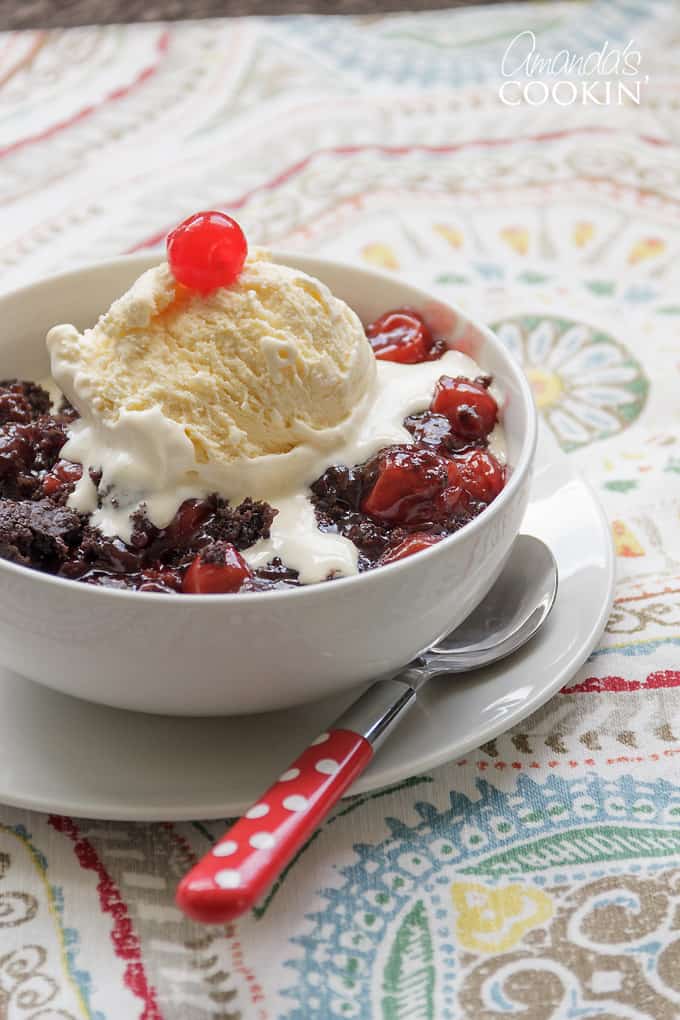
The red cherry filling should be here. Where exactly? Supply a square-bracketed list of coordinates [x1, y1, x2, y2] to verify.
[42, 459, 83, 496]
[361, 447, 460, 526]
[431, 376, 498, 439]
[381, 532, 443, 565]
[141, 497, 214, 556]
[366, 308, 435, 364]
[137, 566, 183, 593]
[182, 543, 252, 594]
[456, 449, 505, 503]
[166, 211, 247, 294]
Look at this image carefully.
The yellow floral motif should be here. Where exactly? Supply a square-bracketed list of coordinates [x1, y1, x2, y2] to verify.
[500, 226, 529, 255]
[628, 237, 666, 265]
[361, 243, 399, 270]
[573, 221, 595, 247]
[450, 881, 553, 953]
[526, 367, 563, 409]
[612, 520, 645, 558]
[434, 224, 464, 249]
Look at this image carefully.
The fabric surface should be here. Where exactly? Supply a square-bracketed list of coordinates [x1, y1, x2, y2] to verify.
[2, 2, 680, 1017]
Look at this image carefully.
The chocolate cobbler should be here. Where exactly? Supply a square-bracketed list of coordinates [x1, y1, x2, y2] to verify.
[0, 308, 505, 594]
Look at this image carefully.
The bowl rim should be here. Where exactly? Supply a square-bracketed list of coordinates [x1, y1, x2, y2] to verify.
[0, 251, 538, 605]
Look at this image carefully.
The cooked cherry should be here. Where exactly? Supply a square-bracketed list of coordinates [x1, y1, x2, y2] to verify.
[439, 459, 464, 515]
[381, 532, 443, 564]
[366, 308, 434, 364]
[431, 376, 498, 439]
[404, 411, 474, 454]
[361, 447, 451, 526]
[182, 543, 252, 594]
[456, 449, 505, 503]
[145, 497, 214, 556]
[42, 459, 83, 496]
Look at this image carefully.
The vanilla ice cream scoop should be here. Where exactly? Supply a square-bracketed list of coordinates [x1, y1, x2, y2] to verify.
[47, 250, 377, 543]
[49, 250, 374, 462]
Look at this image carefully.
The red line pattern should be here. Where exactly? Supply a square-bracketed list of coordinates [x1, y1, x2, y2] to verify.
[128, 127, 619, 252]
[49, 814, 162, 1020]
[0, 30, 170, 162]
[562, 670, 680, 695]
[161, 820, 195, 867]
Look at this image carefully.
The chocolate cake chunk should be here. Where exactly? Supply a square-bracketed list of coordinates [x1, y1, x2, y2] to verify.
[199, 541, 234, 567]
[15, 380, 52, 416]
[0, 380, 52, 423]
[0, 411, 72, 500]
[0, 388, 34, 426]
[311, 460, 392, 565]
[0, 498, 83, 570]
[205, 497, 277, 550]
[31, 414, 70, 473]
[0, 423, 40, 499]
[310, 464, 364, 513]
[79, 527, 145, 574]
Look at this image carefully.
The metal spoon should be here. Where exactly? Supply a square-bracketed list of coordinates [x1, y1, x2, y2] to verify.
[177, 534, 558, 924]
[427, 533, 559, 671]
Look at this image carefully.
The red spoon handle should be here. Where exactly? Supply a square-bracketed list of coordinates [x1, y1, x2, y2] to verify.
[176, 728, 373, 924]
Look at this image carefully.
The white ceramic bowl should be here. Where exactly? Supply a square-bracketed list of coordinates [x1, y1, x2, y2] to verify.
[0, 254, 536, 715]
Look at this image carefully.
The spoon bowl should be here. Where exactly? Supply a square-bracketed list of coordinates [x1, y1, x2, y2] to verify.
[424, 534, 558, 676]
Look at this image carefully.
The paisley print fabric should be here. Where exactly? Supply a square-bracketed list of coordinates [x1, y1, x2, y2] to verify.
[2, 2, 680, 1016]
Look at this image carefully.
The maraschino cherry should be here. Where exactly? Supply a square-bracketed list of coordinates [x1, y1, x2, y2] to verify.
[167, 211, 248, 294]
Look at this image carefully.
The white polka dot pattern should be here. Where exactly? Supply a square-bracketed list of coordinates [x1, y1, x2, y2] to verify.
[283, 795, 308, 812]
[212, 840, 238, 857]
[250, 832, 276, 850]
[245, 803, 269, 819]
[177, 727, 374, 924]
[214, 869, 241, 889]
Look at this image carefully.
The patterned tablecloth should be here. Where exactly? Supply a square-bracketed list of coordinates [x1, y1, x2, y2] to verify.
[2, 2, 680, 1017]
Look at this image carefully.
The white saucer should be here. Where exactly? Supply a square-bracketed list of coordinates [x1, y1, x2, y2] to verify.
[0, 426, 613, 821]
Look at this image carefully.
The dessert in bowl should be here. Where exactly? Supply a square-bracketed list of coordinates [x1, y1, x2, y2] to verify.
[0, 213, 536, 714]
